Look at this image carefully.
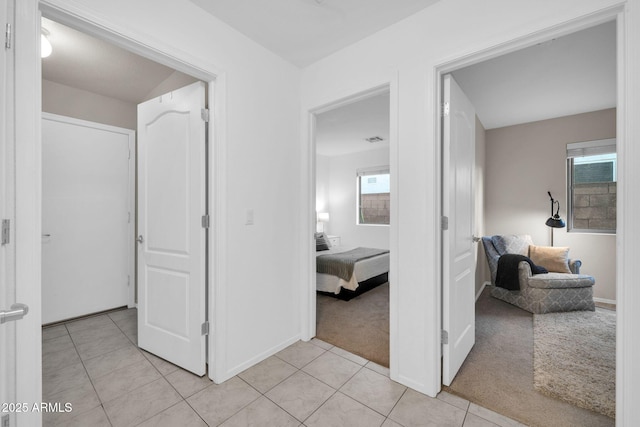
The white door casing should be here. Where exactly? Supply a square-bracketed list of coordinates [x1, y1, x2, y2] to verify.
[137, 81, 207, 376]
[442, 74, 476, 386]
[42, 114, 135, 324]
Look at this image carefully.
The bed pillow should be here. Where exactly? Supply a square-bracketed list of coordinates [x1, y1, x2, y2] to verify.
[315, 232, 331, 251]
[529, 245, 571, 273]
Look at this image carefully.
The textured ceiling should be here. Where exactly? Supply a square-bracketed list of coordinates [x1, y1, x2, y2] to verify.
[189, 0, 441, 66]
[452, 21, 616, 130]
[316, 92, 390, 157]
[41, 18, 180, 104]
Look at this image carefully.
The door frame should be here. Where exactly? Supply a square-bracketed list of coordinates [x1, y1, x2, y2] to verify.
[303, 83, 393, 337]
[14, 2, 228, 406]
[302, 82, 399, 372]
[42, 112, 136, 317]
[433, 2, 627, 409]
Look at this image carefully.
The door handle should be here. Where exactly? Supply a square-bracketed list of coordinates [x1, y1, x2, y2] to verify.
[137, 235, 144, 244]
[472, 235, 481, 243]
[0, 303, 29, 324]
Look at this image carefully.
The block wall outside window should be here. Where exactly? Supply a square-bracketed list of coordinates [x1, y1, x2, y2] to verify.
[572, 182, 616, 231]
[360, 193, 390, 225]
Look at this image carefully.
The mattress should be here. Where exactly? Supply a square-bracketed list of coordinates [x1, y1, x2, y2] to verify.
[316, 246, 390, 294]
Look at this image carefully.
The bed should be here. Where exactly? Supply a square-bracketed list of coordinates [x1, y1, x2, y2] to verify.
[315, 233, 389, 300]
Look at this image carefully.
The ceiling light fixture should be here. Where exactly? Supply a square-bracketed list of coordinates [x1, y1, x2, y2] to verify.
[41, 28, 52, 58]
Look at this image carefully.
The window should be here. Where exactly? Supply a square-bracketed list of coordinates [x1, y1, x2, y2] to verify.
[567, 138, 616, 233]
[357, 167, 390, 225]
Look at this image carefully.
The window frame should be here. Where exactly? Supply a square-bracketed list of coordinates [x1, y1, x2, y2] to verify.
[356, 166, 390, 226]
[566, 138, 617, 234]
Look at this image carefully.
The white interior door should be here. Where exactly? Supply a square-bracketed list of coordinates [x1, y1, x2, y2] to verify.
[0, 0, 15, 419]
[137, 81, 207, 376]
[442, 74, 476, 386]
[42, 114, 135, 324]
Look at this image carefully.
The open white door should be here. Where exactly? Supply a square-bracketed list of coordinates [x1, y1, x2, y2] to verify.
[137, 81, 207, 376]
[0, 0, 15, 421]
[442, 74, 476, 386]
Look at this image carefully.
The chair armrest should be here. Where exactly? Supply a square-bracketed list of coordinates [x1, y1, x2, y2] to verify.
[518, 261, 533, 288]
[569, 259, 581, 274]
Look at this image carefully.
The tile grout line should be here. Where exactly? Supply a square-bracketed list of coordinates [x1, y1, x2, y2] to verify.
[63, 320, 114, 427]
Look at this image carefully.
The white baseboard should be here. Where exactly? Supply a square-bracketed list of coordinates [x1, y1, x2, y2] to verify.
[476, 281, 491, 301]
[594, 297, 617, 306]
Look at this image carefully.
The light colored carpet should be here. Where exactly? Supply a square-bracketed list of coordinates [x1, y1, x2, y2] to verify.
[534, 308, 616, 418]
[444, 286, 614, 427]
[316, 283, 389, 367]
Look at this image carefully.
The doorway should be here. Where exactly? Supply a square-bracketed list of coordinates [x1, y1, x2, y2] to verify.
[39, 11, 217, 378]
[311, 88, 392, 367]
[438, 18, 618, 426]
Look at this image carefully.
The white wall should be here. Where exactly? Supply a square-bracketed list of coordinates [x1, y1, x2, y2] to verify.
[41, 0, 302, 383]
[485, 109, 616, 301]
[326, 148, 390, 249]
[42, 79, 136, 129]
[144, 70, 199, 102]
[300, 0, 635, 401]
[315, 154, 331, 216]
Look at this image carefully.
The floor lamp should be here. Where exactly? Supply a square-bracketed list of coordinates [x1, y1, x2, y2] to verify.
[545, 191, 566, 246]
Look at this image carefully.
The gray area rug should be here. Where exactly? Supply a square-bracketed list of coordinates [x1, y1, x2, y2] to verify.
[444, 287, 614, 427]
[534, 308, 616, 418]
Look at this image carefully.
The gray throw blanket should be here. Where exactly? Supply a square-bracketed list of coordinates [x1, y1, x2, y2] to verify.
[317, 247, 389, 281]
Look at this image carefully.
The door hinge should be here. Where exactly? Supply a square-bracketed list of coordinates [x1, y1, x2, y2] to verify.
[441, 330, 449, 345]
[201, 321, 209, 336]
[5, 23, 11, 50]
[2, 413, 10, 427]
[201, 108, 210, 122]
[442, 102, 450, 117]
[1, 220, 10, 245]
[128, 212, 131, 223]
[201, 214, 210, 229]
[127, 275, 130, 287]
[441, 216, 449, 231]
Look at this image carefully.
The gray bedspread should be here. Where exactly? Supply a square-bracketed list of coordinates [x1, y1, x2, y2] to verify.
[316, 247, 389, 281]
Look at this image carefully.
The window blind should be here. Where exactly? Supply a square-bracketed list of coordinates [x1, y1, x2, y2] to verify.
[566, 138, 616, 158]
[356, 166, 389, 177]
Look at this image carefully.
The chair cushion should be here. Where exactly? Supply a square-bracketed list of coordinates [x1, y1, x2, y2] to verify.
[491, 235, 532, 256]
[528, 273, 595, 289]
[529, 245, 571, 273]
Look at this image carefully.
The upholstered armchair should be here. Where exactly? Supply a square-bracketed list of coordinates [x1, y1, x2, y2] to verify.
[482, 235, 595, 314]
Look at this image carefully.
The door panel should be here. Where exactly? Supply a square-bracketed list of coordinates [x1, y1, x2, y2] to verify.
[137, 81, 206, 376]
[442, 74, 476, 386]
[42, 114, 134, 324]
[0, 0, 14, 417]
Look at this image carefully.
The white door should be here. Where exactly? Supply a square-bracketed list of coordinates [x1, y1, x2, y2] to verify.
[42, 114, 135, 324]
[137, 81, 207, 376]
[442, 74, 476, 386]
[0, 0, 13, 418]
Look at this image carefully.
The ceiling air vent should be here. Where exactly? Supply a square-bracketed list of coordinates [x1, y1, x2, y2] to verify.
[365, 136, 384, 143]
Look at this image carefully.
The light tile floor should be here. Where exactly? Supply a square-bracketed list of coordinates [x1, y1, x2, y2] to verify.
[42, 308, 526, 427]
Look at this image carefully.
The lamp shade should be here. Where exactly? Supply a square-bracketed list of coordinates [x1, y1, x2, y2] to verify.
[41, 29, 52, 58]
[545, 192, 566, 228]
[545, 215, 566, 228]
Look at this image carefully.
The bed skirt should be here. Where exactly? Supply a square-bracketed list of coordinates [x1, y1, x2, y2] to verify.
[317, 272, 388, 301]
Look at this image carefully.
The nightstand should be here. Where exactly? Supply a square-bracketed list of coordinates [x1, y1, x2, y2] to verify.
[327, 235, 341, 247]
